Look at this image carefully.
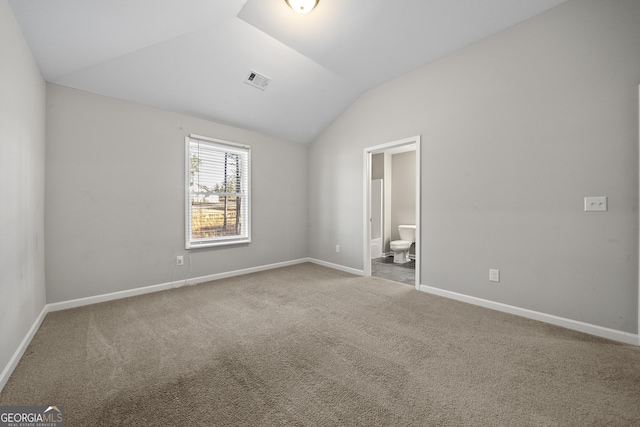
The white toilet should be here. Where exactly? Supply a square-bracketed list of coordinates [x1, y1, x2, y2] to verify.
[390, 225, 416, 264]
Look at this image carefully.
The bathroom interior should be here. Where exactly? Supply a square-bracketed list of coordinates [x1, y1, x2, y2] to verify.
[370, 145, 417, 286]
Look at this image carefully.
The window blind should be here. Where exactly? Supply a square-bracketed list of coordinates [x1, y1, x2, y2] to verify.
[185, 135, 251, 249]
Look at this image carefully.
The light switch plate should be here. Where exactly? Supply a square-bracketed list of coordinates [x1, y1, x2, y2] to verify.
[584, 196, 607, 212]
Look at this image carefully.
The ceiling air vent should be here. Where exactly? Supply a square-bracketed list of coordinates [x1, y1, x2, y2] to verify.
[244, 70, 271, 91]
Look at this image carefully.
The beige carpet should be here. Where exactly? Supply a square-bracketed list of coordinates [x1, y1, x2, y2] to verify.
[1, 263, 639, 426]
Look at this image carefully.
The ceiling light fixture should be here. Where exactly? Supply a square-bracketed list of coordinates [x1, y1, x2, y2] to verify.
[285, 0, 319, 15]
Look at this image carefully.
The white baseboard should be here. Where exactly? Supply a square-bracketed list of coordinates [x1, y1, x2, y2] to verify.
[0, 305, 48, 392]
[48, 281, 177, 312]
[183, 258, 311, 286]
[307, 258, 365, 276]
[419, 284, 640, 346]
[2, 258, 314, 392]
[3, 258, 316, 392]
[5, 260, 636, 393]
[48, 258, 311, 313]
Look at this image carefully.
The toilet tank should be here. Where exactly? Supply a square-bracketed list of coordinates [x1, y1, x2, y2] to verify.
[398, 225, 416, 242]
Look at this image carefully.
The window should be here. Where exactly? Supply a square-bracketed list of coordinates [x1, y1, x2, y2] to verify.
[185, 134, 251, 248]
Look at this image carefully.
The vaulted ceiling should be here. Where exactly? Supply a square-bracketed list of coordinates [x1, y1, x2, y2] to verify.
[9, 0, 567, 144]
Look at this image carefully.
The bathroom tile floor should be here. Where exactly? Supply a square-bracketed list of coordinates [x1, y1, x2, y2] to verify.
[371, 256, 415, 286]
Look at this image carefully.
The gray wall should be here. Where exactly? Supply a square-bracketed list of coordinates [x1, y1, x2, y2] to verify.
[309, 0, 640, 333]
[371, 153, 384, 180]
[0, 0, 46, 376]
[45, 84, 308, 303]
[374, 150, 417, 253]
[391, 151, 416, 243]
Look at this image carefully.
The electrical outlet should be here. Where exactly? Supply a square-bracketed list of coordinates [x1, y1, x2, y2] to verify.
[489, 269, 500, 282]
[176, 256, 184, 266]
[584, 196, 607, 212]
[335, 245, 340, 253]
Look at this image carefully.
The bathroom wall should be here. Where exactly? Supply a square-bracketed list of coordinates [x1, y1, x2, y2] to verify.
[372, 153, 384, 179]
[372, 150, 417, 255]
[391, 151, 416, 251]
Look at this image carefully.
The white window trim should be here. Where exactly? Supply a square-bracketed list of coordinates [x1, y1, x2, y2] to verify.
[185, 134, 251, 249]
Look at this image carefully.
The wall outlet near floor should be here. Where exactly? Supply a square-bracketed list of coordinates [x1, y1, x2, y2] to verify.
[335, 245, 340, 253]
[176, 256, 184, 266]
[489, 269, 500, 282]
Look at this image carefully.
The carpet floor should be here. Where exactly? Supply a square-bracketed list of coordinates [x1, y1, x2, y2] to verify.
[1, 263, 639, 426]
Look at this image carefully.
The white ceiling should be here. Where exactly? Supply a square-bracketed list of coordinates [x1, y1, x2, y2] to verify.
[9, 0, 567, 144]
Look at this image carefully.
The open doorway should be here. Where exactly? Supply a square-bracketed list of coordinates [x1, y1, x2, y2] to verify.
[364, 136, 421, 289]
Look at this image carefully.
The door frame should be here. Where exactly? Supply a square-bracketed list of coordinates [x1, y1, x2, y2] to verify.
[363, 135, 421, 290]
